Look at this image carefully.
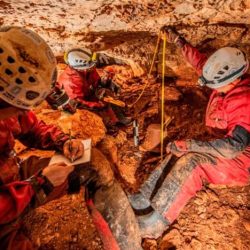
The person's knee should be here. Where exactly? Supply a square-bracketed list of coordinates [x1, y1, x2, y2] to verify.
[174, 152, 213, 172]
[90, 148, 114, 187]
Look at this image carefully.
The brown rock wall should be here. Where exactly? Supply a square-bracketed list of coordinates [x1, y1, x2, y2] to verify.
[1, 1, 250, 80]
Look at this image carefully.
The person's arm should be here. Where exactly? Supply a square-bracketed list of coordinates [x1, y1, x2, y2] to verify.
[0, 179, 40, 224]
[168, 126, 250, 159]
[76, 69, 105, 109]
[18, 111, 69, 151]
[168, 91, 250, 159]
[181, 44, 207, 75]
[161, 26, 207, 75]
[0, 163, 73, 224]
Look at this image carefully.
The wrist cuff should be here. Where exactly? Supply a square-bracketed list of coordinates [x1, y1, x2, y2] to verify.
[175, 37, 186, 48]
[26, 171, 54, 205]
[25, 175, 47, 205]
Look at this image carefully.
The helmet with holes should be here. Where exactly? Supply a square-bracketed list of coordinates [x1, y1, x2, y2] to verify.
[198, 47, 249, 89]
[64, 48, 97, 71]
[0, 26, 57, 109]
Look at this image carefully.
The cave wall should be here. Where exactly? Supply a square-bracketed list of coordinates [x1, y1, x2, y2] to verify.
[1, 0, 250, 80]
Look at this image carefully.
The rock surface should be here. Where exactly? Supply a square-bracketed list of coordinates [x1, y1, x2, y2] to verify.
[3, 1, 250, 249]
[36, 107, 106, 146]
[1, 0, 250, 80]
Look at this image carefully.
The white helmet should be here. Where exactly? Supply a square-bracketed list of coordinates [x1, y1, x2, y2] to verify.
[64, 48, 97, 71]
[0, 26, 57, 109]
[198, 47, 249, 89]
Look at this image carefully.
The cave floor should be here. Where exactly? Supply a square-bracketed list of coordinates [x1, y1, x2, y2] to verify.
[17, 67, 250, 250]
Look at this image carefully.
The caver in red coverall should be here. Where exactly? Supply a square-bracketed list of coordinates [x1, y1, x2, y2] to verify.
[0, 110, 70, 249]
[57, 66, 121, 126]
[132, 40, 250, 237]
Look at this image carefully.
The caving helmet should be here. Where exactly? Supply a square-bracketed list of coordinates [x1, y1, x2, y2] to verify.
[64, 48, 97, 71]
[198, 47, 249, 89]
[0, 26, 57, 110]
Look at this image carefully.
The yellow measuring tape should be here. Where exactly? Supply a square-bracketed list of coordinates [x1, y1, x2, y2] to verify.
[128, 31, 167, 161]
[128, 33, 161, 108]
[161, 34, 167, 161]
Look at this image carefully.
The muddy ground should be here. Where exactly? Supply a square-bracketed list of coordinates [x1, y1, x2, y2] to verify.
[18, 66, 250, 249]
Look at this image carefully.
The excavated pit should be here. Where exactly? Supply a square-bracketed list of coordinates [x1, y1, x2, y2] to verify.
[14, 65, 249, 250]
[1, 0, 250, 249]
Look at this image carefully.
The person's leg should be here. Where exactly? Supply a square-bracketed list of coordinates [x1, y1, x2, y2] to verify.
[131, 152, 249, 238]
[0, 156, 50, 250]
[90, 148, 142, 250]
[93, 182, 143, 250]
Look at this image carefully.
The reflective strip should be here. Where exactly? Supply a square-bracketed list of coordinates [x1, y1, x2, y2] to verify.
[217, 65, 246, 83]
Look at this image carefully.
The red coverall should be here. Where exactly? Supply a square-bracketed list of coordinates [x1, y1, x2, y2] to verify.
[0, 111, 69, 249]
[135, 43, 250, 231]
[58, 66, 119, 125]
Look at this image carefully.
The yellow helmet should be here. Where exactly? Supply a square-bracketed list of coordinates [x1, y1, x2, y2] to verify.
[0, 26, 57, 109]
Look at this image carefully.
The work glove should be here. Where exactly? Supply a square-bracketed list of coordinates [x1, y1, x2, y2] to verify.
[166, 140, 189, 157]
[42, 163, 74, 187]
[109, 80, 121, 95]
[160, 26, 186, 48]
[63, 139, 84, 162]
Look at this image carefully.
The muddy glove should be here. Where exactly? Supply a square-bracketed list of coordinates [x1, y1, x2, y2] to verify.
[166, 140, 189, 157]
[160, 26, 186, 48]
[100, 68, 121, 95]
[109, 80, 121, 95]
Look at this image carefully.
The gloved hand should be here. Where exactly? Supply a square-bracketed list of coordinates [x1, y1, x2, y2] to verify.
[76, 98, 106, 111]
[109, 80, 121, 95]
[42, 163, 74, 187]
[63, 139, 84, 162]
[160, 26, 186, 48]
[166, 140, 189, 157]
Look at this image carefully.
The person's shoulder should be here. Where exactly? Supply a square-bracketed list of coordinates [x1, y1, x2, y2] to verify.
[225, 78, 250, 104]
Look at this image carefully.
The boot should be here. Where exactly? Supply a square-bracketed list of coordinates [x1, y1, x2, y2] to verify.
[93, 181, 143, 250]
[128, 154, 173, 239]
[128, 192, 169, 239]
[136, 211, 169, 239]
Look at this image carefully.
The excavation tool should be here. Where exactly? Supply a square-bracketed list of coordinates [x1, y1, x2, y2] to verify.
[133, 119, 139, 147]
[96, 88, 126, 107]
[103, 96, 126, 107]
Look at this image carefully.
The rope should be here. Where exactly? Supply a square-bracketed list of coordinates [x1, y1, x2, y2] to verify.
[161, 34, 167, 162]
[128, 33, 161, 108]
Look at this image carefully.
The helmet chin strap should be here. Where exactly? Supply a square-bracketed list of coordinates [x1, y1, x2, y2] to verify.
[197, 75, 213, 86]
